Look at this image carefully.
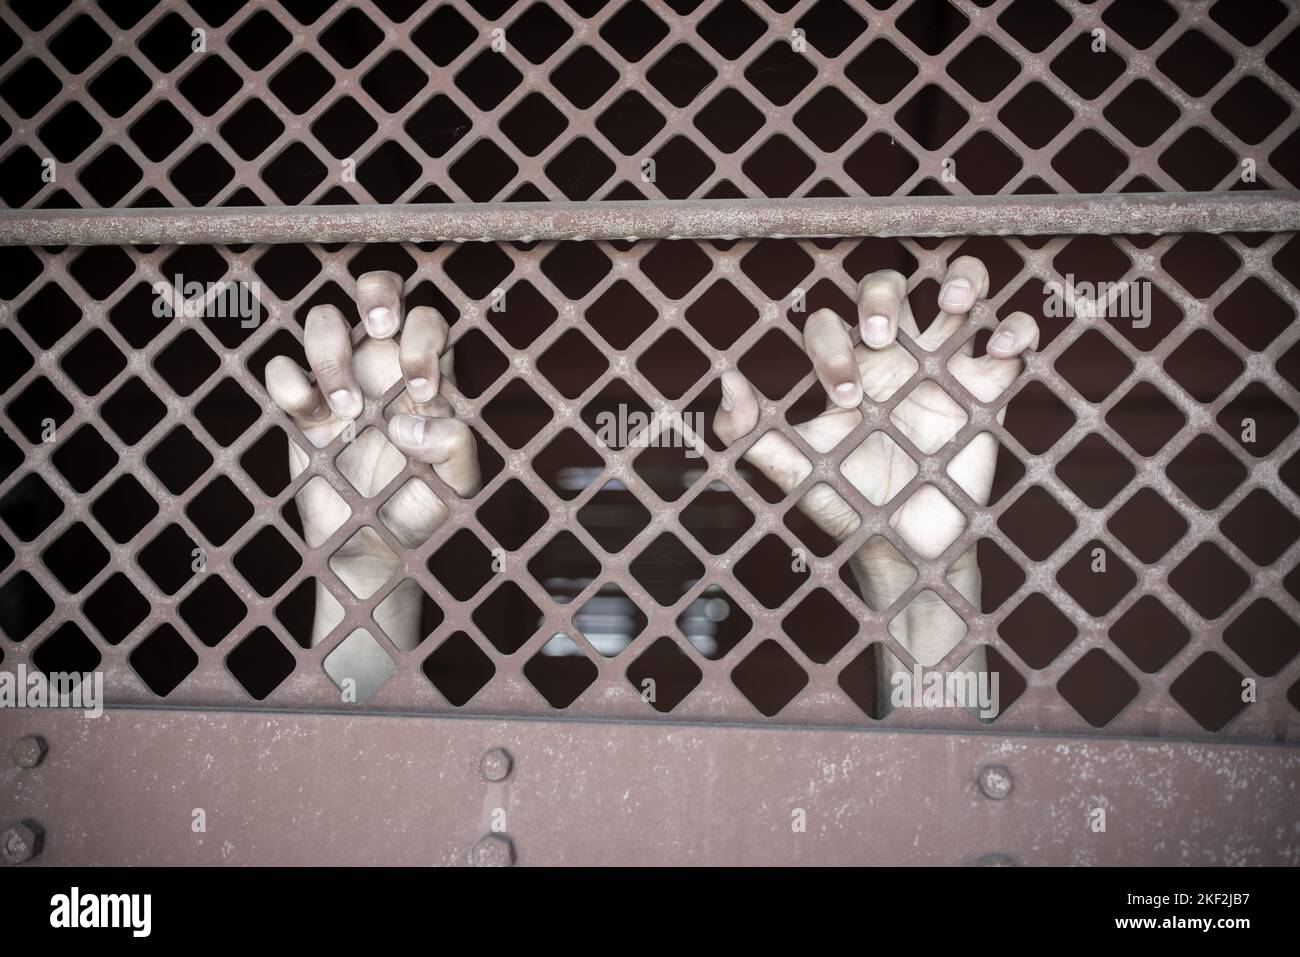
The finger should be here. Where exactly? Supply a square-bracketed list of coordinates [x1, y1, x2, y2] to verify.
[986, 310, 1039, 358]
[712, 370, 760, 447]
[355, 270, 403, 340]
[857, 269, 907, 349]
[387, 414, 481, 498]
[803, 308, 862, 409]
[266, 355, 327, 422]
[399, 306, 449, 403]
[304, 304, 362, 419]
[936, 255, 989, 315]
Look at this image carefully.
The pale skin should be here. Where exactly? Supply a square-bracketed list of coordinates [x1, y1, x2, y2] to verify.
[267, 258, 1038, 708]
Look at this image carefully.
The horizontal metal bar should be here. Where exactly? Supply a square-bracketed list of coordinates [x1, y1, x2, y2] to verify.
[3, 191, 1298, 246]
[4, 707, 1297, 865]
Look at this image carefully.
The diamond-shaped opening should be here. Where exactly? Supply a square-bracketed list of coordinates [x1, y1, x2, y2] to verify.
[233, 525, 303, 597]
[783, 587, 858, 664]
[546, 136, 616, 201]
[17, 283, 81, 350]
[950, 130, 1023, 194]
[600, 0, 668, 62]
[1170, 651, 1247, 732]
[81, 571, 148, 647]
[356, 140, 422, 203]
[1105, 381, 1184, 457]
[538, 329, 609, 400]
[179, 54, 243, 116]
[88, 55, 152, 117]
[312, 96, 379, 159]
[1220, 488, 1300, 566]
[841, 431, 917, 507]
[0, 570, 54, 642]
[483, 281, 555, 350]
[733, 429, 808, 506]
[149, 426, 213, 495]
[534, 429, 604, 502]
[1157, 28, 1232, 98]
[374, 477, 443, 549]
[1057, 648, 1139, 728]
[323, 628, 396, 703]
[626, 636, 702, 713]
[786, 483, 860, 558]
[1104, 79, 1180, 148]
[637, 329, 710, 400]
[0, 56, 59, 119]
[186, 474, 254, 547]
[528, 529, 600, 605]
[574, 583, 647, 658]
[505, 1, 573, 63]
[7, 376, 73, 445]
[1215, 74, 1292, 146]
[500, 91, 567, 157]
[360, 49, 427, 112]
[845, 37, 917, 106]
[226, 626, 296, 701]
[1050, 31, 1125, 100]
[744, 40, 814, 108]
[1215, 277, 1292, 352]
[335, 427, 406, 499]
[742, 134, 815, 198]
[286, 475, 352, 549]
[896, 0, 967, 54]
[893, 484, 968, 561]
[649, 134, 716, 200]
[52, 12, 112, 73]
[32, 622, 102, 681]
[693, 88, 763, 155]
[1166, 434, 1246, 510]
[1225, 599, 1300, 677]
[102, 376, 168, 447]
[895, 84, 968, 151]
[423, 630, 495, 706]
[42, 522, 110, 597]
[576, 480, 652, 554]
[0, 473, 64, 543]
[731, 639, 808, 717]
[953, 538, 1024, 613]
[595, 89, 664, 156]
[1054, 432, 1136, 509]
[1002, 380, 1075, 455]
[630, 532, 703, 606]
[632, 430, 707, 503]
[329, 527, 398, 599]
[480, 379, 553, 450]
[549, 44, 615, 109]
[129, 623, 198, 697]
[1109, 594, 1188, 673]
[539, 242, 611, 301]
[1053, 329, 1134, 403]
[1102, 0, 1176, 48]
[179, 575, 247, 648]
[476, 478, 548, 552]
[792, 86, 865, 154]
[1159, 126, 1236, 191]
[888, 589, 966, 666]
[524, 634, 598, 708]
[674, 584, 748, 660]
[318, 6, 382, 68]
[641, 239, 714, 299]
[471, 579, 541, 655]
[194, 377, 261, 448]
[372, 578, 443, 650]
[90, 474, 158, 545]
[946, 34, 1019, 102]
[448, 138, 518, 201]
[1163, 329, 1243, 404]
[998, 485, 1076, 562]
[892, 382, 967, 454]
[137, 523, 199, 597]
[1106, 487, 1189, 564]
[1217, 382, 1297, 458]
[1056, 541, 1137, 617]
[411, 4, 476, 66]
[1161, 233, 1240, 300]
[428, 528, 496, 602]
[151, 329, 219, 399]
[1169, 541, 1250, 620]
[678, 482, 754, 555]
[997, 0, 1070, 52]
[738, 329, 813, 400]
[1051, 128, 1128, 192]
[734, 533, 810, 610]
[837, 641, 886, 719]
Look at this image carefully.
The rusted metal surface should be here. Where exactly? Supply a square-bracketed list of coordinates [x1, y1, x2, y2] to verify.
[3, 192, 1300, 246]
[2, 708, 1296, 866]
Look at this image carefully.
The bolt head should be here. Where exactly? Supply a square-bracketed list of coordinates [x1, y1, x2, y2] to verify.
[479, 747, 513, 782]
[471, 833, 515, 867]
[12, 735, 47, 769]
[2, 821, 44, 865]
[978, 764, 1014, 800]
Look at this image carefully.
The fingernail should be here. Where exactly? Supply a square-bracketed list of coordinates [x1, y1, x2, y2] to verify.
[408, 376, 435, 402]
[329, 389, 360, 418]
[834, 382, 862, 407]
[864, 314, 890, 348]
[939, 277, 974, 311]
[989, 331, 1016, 354]
[368, 306, 396, 338]
[391, 413, 425, 446]
[720, 384, 734, 413]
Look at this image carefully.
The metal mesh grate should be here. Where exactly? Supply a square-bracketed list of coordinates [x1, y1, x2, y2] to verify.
[1, 0, 1299, 741]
